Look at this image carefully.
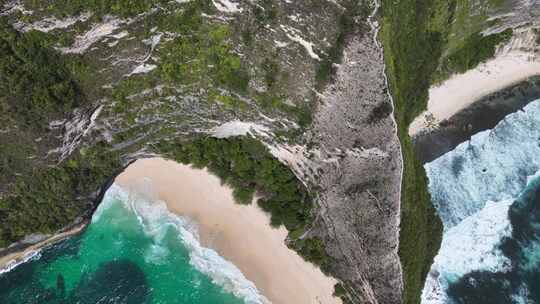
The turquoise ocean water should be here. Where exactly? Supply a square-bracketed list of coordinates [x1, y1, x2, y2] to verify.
[0, 185, 265, 304]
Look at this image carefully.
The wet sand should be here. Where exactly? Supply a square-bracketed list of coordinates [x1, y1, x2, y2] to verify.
[115, 157, 341, 304]
[413, 76, 540, 163]
[409, 53, 540, 137]
[0, 223, 86, 274]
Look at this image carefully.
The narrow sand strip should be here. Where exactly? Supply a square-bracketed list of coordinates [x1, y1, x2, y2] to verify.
[115, 157, 341, 304]
[0, 223, 86, 274]
[409, 52, 540, 137]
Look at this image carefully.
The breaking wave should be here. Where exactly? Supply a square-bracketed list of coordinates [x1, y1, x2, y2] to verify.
[99, 184, 268, 304]
[422, 99, 540, 303]
[425, 100, 540, 230]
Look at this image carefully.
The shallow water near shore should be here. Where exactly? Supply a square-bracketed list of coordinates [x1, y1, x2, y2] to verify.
[0, 184, 262, 304]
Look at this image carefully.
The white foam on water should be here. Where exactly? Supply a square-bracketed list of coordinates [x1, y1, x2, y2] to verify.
[512, 176, 540, 274]
[0, 250, 42, 275]
[422, 199, 513, 304]
[425, 100, 540, 230]
[520, 240, 540, 272]
[99, 184, 268, 304]
[422, 100, 540, 304]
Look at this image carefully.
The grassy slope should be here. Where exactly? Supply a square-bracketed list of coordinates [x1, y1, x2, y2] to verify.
[380, 0, 514, 303]
[380, 0, 445, 298]
[0, 17, 125, 247]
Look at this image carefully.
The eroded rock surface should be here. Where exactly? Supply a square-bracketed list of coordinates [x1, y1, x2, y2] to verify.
[308, 19, 403, 304]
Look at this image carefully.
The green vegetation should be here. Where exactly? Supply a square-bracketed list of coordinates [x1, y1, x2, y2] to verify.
[380, 0, 447, 303]
[333, 283, 347, 297]
[0, 143, 122, 248]
[155, 1, 311, 127]
[159, 24, 249, 93]
[155, 1, 248, 94]
[436, 29, 512, 80]
[0, 18, 82, 130]
[262, 58, 279, 90]
[155, 136, 312, 230]
[294, 237, 331, 271]
[208, 90, 247, 111]
[253, 0, 278, 28]
[441, 0, 507, 54]
[155, 136, 330, 268]
[0, 131, 40, 193]
[0, 18, 113, 248]
[22, 0, 168, 18]
[110, 75, 159, 115]
[333, 283, 353, 304]
[315, 0, 370, 88]
[381, 0, 515, 301]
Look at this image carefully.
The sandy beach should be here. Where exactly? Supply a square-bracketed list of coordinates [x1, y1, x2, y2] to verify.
[0, 223, 86, 274]
[115, 157, 341, 304]
[409, 52, 540, 137]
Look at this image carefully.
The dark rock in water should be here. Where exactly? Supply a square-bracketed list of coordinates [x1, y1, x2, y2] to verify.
[0, 261, 39, 300]
[414, 76, 540, 163]
[69, 260, 149, 304]
[447, 271, 517, 304]
[2, 259, 149, 304]
[56, 274, 65, 297]
[508, 177, 540, 243]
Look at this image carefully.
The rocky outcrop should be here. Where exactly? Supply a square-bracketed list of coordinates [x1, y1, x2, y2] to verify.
[307, 11, 403, 304]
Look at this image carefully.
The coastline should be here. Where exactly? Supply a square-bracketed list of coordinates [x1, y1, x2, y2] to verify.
[409, 52, 540, 137]
[0, 159, 126, 275]
[115, 157, 341, 304]
[413, 76, 540, 163]
[0, 223, 86, 274]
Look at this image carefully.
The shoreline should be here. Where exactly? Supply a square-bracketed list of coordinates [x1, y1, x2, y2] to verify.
[115, 157, 341, 304]
[413, 76, 540, 163]
[409, 52, 540, 137]
[0, 223, 86, 274]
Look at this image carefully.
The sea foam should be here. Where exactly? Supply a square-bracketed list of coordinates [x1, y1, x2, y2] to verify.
[425, 100, 540, 230]
[0, 250, 42, 275]
[422, 100, 540, 303]
[421, 199, 513, 304]
[98, 184, 268, 304]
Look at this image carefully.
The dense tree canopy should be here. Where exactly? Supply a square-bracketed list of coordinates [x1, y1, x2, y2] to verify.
[0, 18, 82, 130]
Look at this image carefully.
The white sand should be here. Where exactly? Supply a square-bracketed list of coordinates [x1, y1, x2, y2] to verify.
[409, 51, 540, 137]
[115, 157, 341, 304]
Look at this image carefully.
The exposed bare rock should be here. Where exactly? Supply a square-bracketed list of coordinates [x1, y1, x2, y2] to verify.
[484, 0, 540, 34]
[307, 13, 403, 304]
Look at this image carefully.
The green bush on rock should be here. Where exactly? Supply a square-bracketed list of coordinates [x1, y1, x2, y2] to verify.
[155, 136, 331, 268]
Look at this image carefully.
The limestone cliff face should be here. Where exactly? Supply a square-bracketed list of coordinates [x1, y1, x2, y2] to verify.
[310, 32, 403, 304]
[483, 0, 540, 34]
[0, 1, 403, 303]
[274, 3, 403, 301]
[3, 0, 538, 303]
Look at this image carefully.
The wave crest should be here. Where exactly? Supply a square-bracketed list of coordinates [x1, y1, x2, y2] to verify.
[100, 183, 268, 304]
